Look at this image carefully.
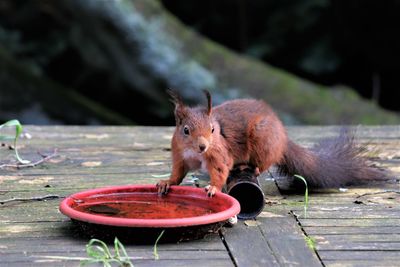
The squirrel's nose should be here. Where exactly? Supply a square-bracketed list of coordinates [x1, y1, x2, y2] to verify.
[199, 144, 206, 152]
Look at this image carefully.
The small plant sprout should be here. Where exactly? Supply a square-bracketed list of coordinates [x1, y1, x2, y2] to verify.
[79, 232, 165, 266]
[294, 174, 309, 218]
[0, 119, 30, 164]
[153, 230, 165, 260]
[34, 231, 169, 265]
[80, 238, 133, 267]
[304, 236, 316, 251]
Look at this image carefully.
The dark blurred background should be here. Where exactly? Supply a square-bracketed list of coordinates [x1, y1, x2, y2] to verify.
[0, 0, 399, 125]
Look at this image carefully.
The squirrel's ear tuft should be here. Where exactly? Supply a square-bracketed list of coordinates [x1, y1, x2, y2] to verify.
[203, 89, 212, 116]
[167, 90, 183, 106]
[167, 90, 187, 125]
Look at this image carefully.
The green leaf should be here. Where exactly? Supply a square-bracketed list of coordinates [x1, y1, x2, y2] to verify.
[82, 238, 134, 267]
[114, 237, 133, 266]
[294, 174, 309, 218]
[153, 230, 165, 260]
[304, 236, 316, 251]
[85, 239, 111, 260]
[0, 119, 30, 164]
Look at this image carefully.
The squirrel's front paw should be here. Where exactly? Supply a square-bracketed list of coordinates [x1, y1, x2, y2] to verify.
[204, 185, 220, 197]
[156, 180, 171, 195]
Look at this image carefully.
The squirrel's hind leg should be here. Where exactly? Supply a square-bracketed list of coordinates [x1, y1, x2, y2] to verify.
[247, 117, 287, 174]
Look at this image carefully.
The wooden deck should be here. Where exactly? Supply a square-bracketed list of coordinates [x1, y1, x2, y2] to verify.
[0, 126, 399, 267]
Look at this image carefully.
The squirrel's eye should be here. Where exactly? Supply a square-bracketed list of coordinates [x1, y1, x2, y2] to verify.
[183, 126, 190, 135]
[211, 126, 214, 133]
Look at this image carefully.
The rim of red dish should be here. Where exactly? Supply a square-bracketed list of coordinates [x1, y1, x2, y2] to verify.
[59, 185, 240, 228]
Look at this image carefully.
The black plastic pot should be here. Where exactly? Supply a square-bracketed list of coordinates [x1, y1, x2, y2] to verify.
[226, 165, 265, 219]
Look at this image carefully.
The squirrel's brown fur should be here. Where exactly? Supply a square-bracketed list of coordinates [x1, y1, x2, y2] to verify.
[157, 90, 387, 196]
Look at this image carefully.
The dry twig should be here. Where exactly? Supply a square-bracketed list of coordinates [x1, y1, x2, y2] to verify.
[0, 149, 58, 169]
[0, 194, 61, 204]
[356, 190, 400, 198]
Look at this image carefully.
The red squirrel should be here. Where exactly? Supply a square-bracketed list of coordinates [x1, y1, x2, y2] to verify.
[156, 90, 386, 196]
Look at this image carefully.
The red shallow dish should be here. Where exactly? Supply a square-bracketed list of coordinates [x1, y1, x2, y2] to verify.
[60, 185, 240, 242]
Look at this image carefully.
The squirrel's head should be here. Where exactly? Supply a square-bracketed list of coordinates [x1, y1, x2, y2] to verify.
[168, 90, 217, 154]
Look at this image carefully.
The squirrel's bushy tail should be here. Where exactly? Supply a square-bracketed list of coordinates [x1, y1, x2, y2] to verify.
[277, 129, 387, 188]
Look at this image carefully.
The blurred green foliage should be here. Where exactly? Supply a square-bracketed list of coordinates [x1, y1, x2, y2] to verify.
[0, 0, 398, 125]
[163, 0, 400, 110]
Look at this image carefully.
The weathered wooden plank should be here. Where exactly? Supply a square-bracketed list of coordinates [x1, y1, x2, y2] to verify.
[298, 198, 396, 206]
[0, 212, 63, 225]
[0, 169, 168, 179]
[0, 221, 76, 238]
[313, 234, 400, 242]
[0, 188, 79, 199]
[0, 142, 170, 159]
[8, 125, 383, 146]
[290, 204, 398, 210]
[0, 236, 226, 252]
[1, 251, 232, 267]
[259, 172, 282, 196]
[292, 210, 400, 219]
[0, 173, 164, 191]
[282, 204, 399, 213]
[316, 241, 400, 250]
[303, 185, 400, 197]
[2, 258, 232, 267]
[257, 217, 322, 267]
[0, 158, 173, 175]
[222, 220, 279, 267]
[318, 250, 400, 261]
[274, 182, 399, 199]
[18, 125, 400, 137]
[303, 226, 400, 235]
[18, 126, 174, 140]
[0, 259, 232, 267]
[300, 218, 400, 227]
[1, 237, 227, 255]
[284, 126, 400, 140]
[294, 207, 397, 218]
[323, 260, 400, 267]
[0, 166, 171, 179]
[124, 259, 233, 267]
